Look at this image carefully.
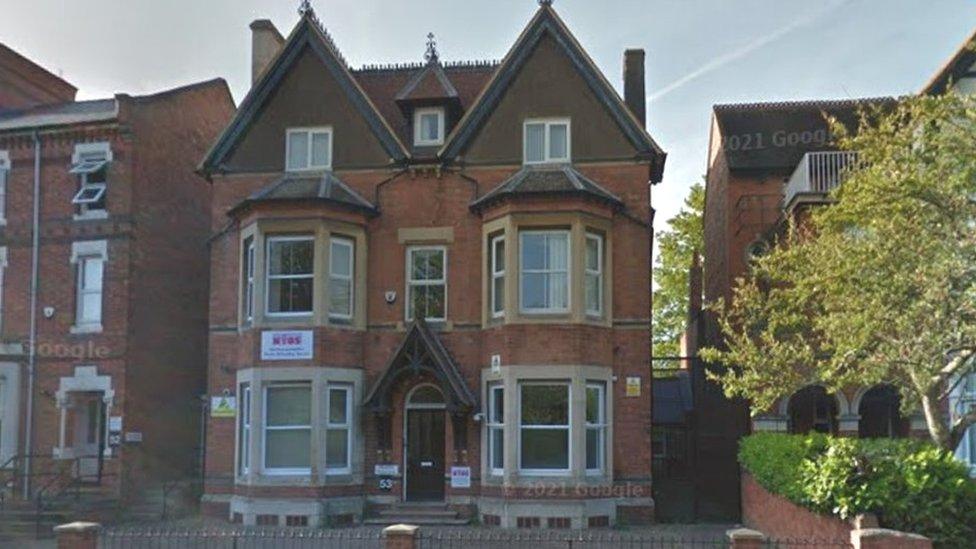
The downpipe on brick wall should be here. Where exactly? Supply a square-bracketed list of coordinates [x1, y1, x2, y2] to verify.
[23, 130, 40, 499]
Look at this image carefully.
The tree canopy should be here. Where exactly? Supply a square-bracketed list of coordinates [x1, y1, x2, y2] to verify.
[652, 182, 704, 360]
[702, 93, 976, 450]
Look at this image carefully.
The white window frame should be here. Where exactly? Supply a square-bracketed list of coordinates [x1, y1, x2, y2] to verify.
[71, 142, 111, 220]
[75, 256, 104, 328]
[487, 384, 504, 475]
[265, 235, 315, 317]
[523, 118, 571, 165]
[0, 150, 9, 226]
[585, 233, 604, 317]
[413, 107, 446, 146]
[0, 247, 7, 332]
[238, 383, 251, 476]
[328, 237, 354, 321]
[242, 237, 256, 323]
[519, 230, 571, 315]
[405, 245, 447, 322]
[324, 383, 352, 475]
[262, 383, 312, 476]
[490, 235, 505, 318]
[585, 382, 607, 474]
[69, 240, 107, 333]
[285, 127, 333, 172]
[518, 382, 571, 475]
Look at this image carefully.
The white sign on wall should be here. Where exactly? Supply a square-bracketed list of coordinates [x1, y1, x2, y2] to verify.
[450, 466, 471, 488]
[375, 464, 399, 477]
[261, 331, 313, 361]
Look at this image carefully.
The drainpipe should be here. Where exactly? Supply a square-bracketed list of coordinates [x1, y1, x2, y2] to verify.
[23, 130, 41, 498]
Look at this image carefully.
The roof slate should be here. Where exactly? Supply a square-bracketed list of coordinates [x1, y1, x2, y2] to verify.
[232, 171, 376, 215]
[0, 98, 117, 131]
[471, 164, 622, 211]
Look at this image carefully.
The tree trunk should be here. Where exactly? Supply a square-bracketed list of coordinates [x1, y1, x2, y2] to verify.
[920, 390, 952, 450]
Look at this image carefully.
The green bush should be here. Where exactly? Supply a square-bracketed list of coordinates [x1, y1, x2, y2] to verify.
[739, 433, 976, 548]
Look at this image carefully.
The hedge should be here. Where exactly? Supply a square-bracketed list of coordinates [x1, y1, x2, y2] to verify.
[739, 433, 976, 548]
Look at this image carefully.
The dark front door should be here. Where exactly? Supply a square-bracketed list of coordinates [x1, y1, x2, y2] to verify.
[406, 409, 445, 501]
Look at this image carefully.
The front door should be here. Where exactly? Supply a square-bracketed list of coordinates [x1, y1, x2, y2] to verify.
[405, 409, 445, 501]
[71, 393, 105, 481]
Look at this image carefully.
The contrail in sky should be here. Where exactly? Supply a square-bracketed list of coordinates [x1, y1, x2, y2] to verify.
[648, 0, 852, 102]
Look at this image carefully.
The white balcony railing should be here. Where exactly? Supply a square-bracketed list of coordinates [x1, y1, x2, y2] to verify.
[784, 151, 859, 210]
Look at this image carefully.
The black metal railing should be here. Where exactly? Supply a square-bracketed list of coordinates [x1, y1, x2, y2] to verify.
[100, 527, 385, 549]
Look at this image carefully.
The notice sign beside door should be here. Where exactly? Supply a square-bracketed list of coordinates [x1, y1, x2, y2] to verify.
[450, 466, 471, 488]
[261, 330, 313, 361]
[211, 396, 237, 418]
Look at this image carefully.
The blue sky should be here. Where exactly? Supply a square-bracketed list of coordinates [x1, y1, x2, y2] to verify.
[2, 0, 973, 226]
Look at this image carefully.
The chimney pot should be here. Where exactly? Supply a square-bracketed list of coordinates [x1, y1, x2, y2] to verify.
[624, 49, 647, 128]
[250, 19, 285, 86]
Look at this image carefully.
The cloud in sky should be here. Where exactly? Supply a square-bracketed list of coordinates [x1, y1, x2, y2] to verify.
[648, 0, 852, 103]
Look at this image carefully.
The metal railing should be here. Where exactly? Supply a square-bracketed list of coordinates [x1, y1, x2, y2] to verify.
[784, 151, 859, 210]
[100, 527, 385, 548]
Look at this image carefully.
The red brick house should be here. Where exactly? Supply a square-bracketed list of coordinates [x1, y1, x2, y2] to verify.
[0, 42, 235, 505]
[199, 2, 664, 528]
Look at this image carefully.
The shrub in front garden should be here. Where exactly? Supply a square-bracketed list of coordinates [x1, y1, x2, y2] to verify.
[739, 433, 976, 547]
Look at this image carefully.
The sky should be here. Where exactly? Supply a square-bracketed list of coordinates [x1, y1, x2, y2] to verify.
[2, 0, 974, 229]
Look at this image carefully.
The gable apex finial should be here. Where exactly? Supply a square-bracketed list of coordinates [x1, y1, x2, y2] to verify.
[539, 0, 554, 6]
[424, 32, 439, 63]
[298, 0, 313, 16]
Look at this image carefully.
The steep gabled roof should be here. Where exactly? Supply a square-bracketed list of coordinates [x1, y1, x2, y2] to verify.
[439, 4, 665, 181]
[363, 319, 477, 413]
[228, 171, 377, 217]
[395, 60, 459, 102]
[200, 10, 408, 174]
[470, 164, 622, 212]
[921, 27, 976, 95]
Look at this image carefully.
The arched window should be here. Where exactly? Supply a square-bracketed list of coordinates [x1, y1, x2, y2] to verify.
[407, 384, 445, 408]
[787, 386, 838, 435]
[858, 385, 909, 438]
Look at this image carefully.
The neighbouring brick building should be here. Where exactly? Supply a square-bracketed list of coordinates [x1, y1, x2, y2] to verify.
[0, 42, 235, 503]
[199, 1, 665, 528]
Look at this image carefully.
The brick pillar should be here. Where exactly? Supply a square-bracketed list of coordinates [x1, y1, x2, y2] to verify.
[851, 528, 932, 549]
[54, 522, 101, 549]
[727, 527, 766, 549]
[384, 523, 419, 549]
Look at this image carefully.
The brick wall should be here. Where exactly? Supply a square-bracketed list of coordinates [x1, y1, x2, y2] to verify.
[741, 472, 853, 541]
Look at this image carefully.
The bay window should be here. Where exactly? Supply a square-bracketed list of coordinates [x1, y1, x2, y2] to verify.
[266, 236, 314, 316]
[238, 383, 251, 475]
[263, 383, 312, 474]
[407, 246, 446, 321]
[519, 383, 570, 473]
[524, 119, 570, 164]
[490, 236, 505, 318]
[325, 384, 352, 474]
[329, 237, 354, 320]
[586, 382, 607, 473]
[520, 231, 569, 313]
[487, 384, 504, 474]
[286, 127, 332, 172]
[242, 237, 255, 323]
[585, 233, 604, 316]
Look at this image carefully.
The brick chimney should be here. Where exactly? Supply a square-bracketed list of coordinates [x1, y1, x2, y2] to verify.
[623, 49, 646, 128]
[250, 19, 285, 85]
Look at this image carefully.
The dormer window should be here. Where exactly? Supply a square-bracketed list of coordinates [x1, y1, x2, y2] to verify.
[70, 143, 111, 218]
[286, 127, 332, 172]
[524, 119, 570, 165]
[413, 108, 445, 146]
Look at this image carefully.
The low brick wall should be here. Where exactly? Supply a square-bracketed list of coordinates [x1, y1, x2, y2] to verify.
[741, 472, 853, 542]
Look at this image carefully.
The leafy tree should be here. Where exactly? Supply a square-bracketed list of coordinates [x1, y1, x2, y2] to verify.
[652, 182, 704, 360]
[702, 93, 976, 450]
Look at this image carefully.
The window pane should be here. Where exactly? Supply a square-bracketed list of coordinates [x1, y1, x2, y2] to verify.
[421, 114, 440, 141]
[525, 123, 545, 163]
[311, 132, 330, 167]
[265, 429, 310, 469]
[266, 386, 311, 426]
[268, 278, 313, 313]
[83, 259, 103, 290]
[410, 386, 444, 405]
[491, 428, 504, 469]
[269, 240, 313, 275]
[586, 386, 601, 423]
[549, 124, 568, 160]
[521, 272, 547, 310]
[521, 429, 568, 469]
[549, 273, 568, 309]
[328, 388, 348, 423]
[412, 285, 445, 320]
[287, 132, 309, 170]
[521, 385, 568, 425]
[493, 239, 505, 272]
[586, 237, 600, 271]
[325, 428, 349, 468]
[492, 276, 505, 313]
[329, 278, 352, 316]
[586, 428, 601, 470]
[491, 387, 504, 423]
[586, 274, 600, 313]
[81, 293, 102, 322]
[331, 240, 352, 277]
[548, 234, 568, 270]
[410, 249, 444, 281]
[521, 234, 546, 270]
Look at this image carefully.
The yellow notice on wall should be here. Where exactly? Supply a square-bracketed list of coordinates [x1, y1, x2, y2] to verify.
[625, 376, 642, 397]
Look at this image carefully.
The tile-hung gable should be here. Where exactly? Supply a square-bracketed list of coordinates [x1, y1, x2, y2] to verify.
[201, 0, 663, 530]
